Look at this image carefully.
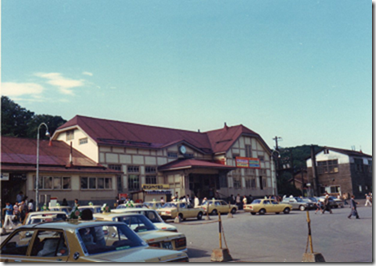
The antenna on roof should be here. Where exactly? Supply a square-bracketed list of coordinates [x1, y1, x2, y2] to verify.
[224, 122, 229, 129]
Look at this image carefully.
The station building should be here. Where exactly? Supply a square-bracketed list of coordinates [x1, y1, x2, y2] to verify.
[51, 115, 278, 201]
[1, 136, 120, 208]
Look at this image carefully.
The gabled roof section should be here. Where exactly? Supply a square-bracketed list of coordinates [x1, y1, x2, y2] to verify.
[206, 124, 266, 154]
[1, 136, 118, 173]
[320, 146, 372, 158]
[56, 115, 212, 153]
[55, 115, 269, 155]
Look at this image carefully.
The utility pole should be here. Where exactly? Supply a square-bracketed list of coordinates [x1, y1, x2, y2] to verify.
[310, 145, 320, 196]
[273, 136, 282, 150]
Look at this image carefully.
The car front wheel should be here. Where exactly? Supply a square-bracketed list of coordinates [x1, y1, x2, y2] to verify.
[283, 208, 290, 214]
[197, 212, 203, 220]
[231, 208, 236, 214]
[211, 209, 218, 215]
[259, 209, 266, 215]
[299, 205, 306, 211]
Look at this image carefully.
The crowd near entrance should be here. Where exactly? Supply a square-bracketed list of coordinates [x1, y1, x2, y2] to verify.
[188, 174, 219, 199]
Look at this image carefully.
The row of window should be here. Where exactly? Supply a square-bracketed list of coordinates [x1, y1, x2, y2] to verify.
[231, 177, 267, 190]
[35, 176, 113, 190]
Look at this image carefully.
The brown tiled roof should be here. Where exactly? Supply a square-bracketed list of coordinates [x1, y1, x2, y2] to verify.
[1, 136, 119, 174]
[158, 159, 236, 172]
[55, 115, 270, 154]
[321, 147, 372, 158]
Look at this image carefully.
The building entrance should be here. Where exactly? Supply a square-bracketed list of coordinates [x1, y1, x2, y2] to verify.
[188, 174, 219, 200]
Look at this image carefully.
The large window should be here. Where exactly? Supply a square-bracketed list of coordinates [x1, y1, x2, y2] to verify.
[354, 158, 364, 172]
[233, 178, 241, 189]
[80, 177, 112, 190]
[145, 166, 157, 184]
[66, 130, 74, 141]
[245, 145, 252, 158]
[35, 176, 71, 190]
[128, 165, 140, 191]
[317, 160, 339, 174]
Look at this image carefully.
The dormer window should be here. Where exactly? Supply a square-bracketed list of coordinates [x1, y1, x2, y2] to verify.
[66, 130, 74, 141]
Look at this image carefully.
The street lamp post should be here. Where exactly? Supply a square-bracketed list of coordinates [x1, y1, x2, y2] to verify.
[36, 122, 50, 211]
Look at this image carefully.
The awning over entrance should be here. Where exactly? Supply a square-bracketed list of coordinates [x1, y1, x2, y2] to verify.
[158, 159, 236, 172]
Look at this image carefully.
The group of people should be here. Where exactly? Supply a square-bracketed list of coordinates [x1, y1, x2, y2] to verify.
[2, 191, 34, 230]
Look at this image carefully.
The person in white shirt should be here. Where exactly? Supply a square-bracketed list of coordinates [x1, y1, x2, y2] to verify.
[194, 196, 199, 208]
[28, 199, 34, 212]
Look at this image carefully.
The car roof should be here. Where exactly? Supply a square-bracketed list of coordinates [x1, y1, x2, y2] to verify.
[113, 207, 151, 211]
[28, 211, 67, 215]
[20, 220, 119, 230]
[95, 212, 144, 218]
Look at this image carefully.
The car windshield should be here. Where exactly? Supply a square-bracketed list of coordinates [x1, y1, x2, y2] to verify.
[27, 213, 67, 224]
[139, 210, 163, 223]
[295, 198, 303, 202]
[251, 199, 261, 204]
[116, 215, 158, 232]
[162, 203, 176, 208]
[77, 223, 147, 255]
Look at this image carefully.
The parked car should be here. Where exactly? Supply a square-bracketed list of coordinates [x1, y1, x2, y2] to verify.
[156, 202, 204, 221]
[48, 206, 72, 215]
[23, 211, 68, 225]
[94, 212, 187, 252]
[198, 199, 238, 215]
[143, 201, 165, 210]
[281, 197, 313, 211]
[318, 196, 344, 208]
[243, 199, 292, 215]
[0, 221, 188, 262]
[111, 207, 178, 232]
[116, 203, 145, 209]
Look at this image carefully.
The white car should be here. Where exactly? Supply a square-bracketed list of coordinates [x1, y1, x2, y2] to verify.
[111, 207, 178, 232]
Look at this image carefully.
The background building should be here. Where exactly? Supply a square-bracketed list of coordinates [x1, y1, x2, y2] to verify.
[306, 147, 372, 198]
[52, 115, 278, 201]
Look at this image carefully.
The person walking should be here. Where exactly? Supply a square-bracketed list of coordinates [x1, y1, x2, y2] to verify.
[315, 200, 322, 214]
[365, 193, 372, 207]
[28, 199, 34, 213]
[194, 196, 199, 208]
[348, 195, 359, 219]
[242, 195, 247, 208]
[16, 191, 24, 203]
[2, 201, 15, 230]
[236, 194, 241, 210]
[322, 195, 332, 214]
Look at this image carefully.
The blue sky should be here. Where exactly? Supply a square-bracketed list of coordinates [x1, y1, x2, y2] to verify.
[2, 0, 372, 154]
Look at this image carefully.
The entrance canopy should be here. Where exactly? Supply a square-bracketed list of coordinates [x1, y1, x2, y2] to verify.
[158, 159, 236, 172]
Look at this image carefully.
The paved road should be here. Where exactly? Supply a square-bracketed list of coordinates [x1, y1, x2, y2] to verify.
[168, 206, 373, 263]
[0, 206, 372, 262]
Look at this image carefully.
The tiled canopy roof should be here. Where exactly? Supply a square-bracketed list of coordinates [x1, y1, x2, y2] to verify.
[55, 115, 269, 154]
[158, 159, 236, 172]
[1, 136, 119, 173]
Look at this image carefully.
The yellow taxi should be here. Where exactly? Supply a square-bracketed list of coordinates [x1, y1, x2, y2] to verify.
[23, 211, 68, 225]
[156, 202, 205, 221]
[111, 207, 178, 232]
[0, 221, 188, 262]
[116, 203, 145, 209]
[94, 212, 187, 252]
[198, 199, 238, 215]
[243, 199, 292, 215]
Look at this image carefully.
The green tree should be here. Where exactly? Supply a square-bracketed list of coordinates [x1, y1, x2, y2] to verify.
[1, 96, 34, 137]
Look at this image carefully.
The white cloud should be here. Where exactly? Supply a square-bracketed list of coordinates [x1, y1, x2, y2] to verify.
[1, 82, 44, 97]
[82, 71, 93, 76]
[34, 72, 85, 95]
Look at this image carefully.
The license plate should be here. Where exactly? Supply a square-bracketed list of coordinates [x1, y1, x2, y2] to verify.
[162, 242, 173, 249]
[161, 212, 166, 215]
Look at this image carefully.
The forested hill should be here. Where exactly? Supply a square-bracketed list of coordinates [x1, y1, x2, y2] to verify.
[1, 96, 67, 139]
[1, 96, 321, 166]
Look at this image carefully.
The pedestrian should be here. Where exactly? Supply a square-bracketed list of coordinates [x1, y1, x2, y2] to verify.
[2, 201, 15, 230]
[194, 196, 199, 208]
[202, 197, 207, 205]
[62, 198, 68, 206]
[322, 195, 332, 214]
[365, 194, 372, 207]
[28, 199, 34, 212]
[343, 193, 348, 205]
[73, 199, 79, 208]
[160, 197, 165, 203]
[348, 195, 359, 219]
[315, 200, 322, 214]
[242, 195, 247, 207]
[13, 202, 20, 223]
[19, 200, 27, 223]
[16, 191, 24, 203]
[236, 194, 241, 210]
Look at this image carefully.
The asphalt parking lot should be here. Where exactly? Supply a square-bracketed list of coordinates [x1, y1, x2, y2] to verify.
[167, 206, 373, 263]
